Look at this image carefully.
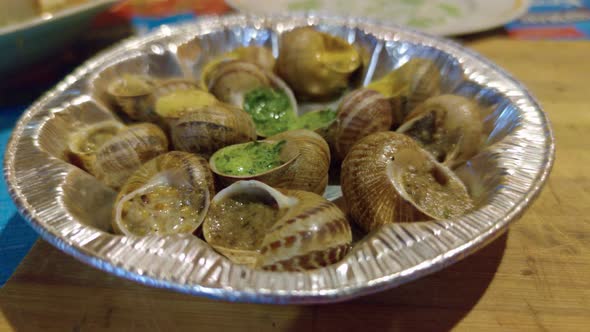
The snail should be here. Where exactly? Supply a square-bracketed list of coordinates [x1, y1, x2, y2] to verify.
[92, 123, 169, 189]
[202, 180, 352, 271]
[202, 59, 298, 135]
[341, 131, 473, 232]
[209, 129, 330, 194]
[170, 102, 257, 158]
[200, 46, 276, 88]
[276, 27, 361, 100]
[106, 74, 158, 122]
[113, 151, 215, 236]
[324, 88, 393, 162]
[67, 120, 125, 174]
[367, 58, 441, 127]
[152, 79, 216, 126]
[397, 94, 483, 168]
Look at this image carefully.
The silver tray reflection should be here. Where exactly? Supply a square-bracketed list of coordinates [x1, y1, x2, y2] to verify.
[4, 14, 554, 304]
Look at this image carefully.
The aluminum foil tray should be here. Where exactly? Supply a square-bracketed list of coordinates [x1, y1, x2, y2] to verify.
[3, 14, 554, 304]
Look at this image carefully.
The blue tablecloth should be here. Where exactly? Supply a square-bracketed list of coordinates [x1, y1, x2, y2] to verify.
[0, 108, 38, 286]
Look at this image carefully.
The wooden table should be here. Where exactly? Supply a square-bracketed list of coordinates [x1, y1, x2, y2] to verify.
[1, 36, 589, 332]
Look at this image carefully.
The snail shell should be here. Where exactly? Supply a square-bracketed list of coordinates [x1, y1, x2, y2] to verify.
[106, 74, 158, 122]
[202, 180, 352, 271]
[200, 46, 275, 87]
[209, 129, 330, 194]
[170, 102, 256, 158]
[231, 46, 276, 72]
[367, 58, 441, 126]
[67, 120, 125, 174]
[397, 94, 483, 168]
[93, 123, 169, 189]
[205, 60, 270, 107]
[276, 27, 361, 100]
[203, 60, 298, 119]
[327, 88, 393, 162]
[113, 151, 215, 236]
[152, 79, 215, 122]
[341, 131, 473, 232]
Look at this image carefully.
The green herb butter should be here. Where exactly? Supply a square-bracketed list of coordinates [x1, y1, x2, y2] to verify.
[243, 87, 296, 136]
[212, 140, 287, 176]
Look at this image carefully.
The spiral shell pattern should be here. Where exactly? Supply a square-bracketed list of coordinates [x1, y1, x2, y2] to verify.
[397, 94, 483, 168]
[171, 103, 256, 158]
[329, 88, 393, 162]
[113, 151, 215, 236]
[258, 189, 352, 271]
[93, 123, 169, 189]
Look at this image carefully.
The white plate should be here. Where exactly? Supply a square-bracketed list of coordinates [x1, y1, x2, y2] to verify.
[226, 0, 531, 36]
[0, 0, 117, 74]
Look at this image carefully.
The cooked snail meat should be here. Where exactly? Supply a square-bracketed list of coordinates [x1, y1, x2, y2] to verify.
[397, 94, 483, 168]
[113, 151, 215, 236]
[203, 180, 352, 271]
[341, 131, 473, 232]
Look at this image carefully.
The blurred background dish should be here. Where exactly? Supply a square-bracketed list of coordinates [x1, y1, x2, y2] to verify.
[0, 0, 117, 75]
[225, 0, 531, 36]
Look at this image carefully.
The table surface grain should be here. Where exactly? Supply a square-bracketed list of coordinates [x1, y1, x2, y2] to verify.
[1, 36, 589, 332]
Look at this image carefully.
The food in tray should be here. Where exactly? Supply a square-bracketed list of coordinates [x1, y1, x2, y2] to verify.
[113, 151, 215, 236]
[397, 94, 483, 168]
[65, 27, 484, 271]
[276, 27, 361, 100]
[68, 122, 168, 189]
[341, 132, 473, 232]
[202, 180, 352, 271]
[210, 129, 330, 194]
[367, 58, 441, 127]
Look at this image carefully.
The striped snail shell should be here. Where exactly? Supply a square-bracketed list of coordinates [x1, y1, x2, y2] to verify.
[327, 88, 393, 162]
[170, 102, 256, 158]
[341, 131, 473, 233]
[397, 94, 483, 168]
[93, 123, 169, 189]
[209, 129, 330, 194]
[113, 151, 215, 236]
[106, 74, 158, 122]
[367, 58, 441, 127]
[67, 120, 125, 174]
[202, 180, 352, 271]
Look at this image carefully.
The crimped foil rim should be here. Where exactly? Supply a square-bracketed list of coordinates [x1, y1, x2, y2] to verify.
[3, 14, 554, 304]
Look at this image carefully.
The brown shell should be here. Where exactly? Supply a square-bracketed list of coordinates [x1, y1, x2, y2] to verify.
[257, 189, 352, 271]
[67, 120, 125, 174]
[276, 27, 361, 100]
[113, 151, 215, 236]
[397, 94, 483, 168]
[170, 103, 256, 158]
[202, 180, 352, 271]
[341, 131, 473, 233]
[210, 129, 330, 194]
[206, 60, 270, 107]
[93, 123, 169, 189]
[367, 58, 441, 126]
[106, 74, 158, 122]
[327, 88, 393, 162]
[231, 46, 276, 72]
